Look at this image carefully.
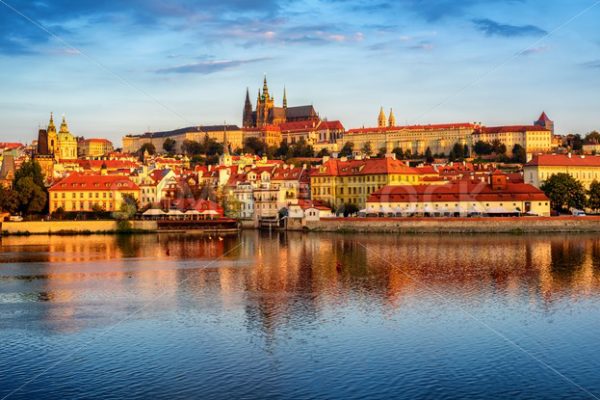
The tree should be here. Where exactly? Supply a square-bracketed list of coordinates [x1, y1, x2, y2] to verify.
[474, 141, 493, 156]
[337, 203, 359, 217]
[205, 138, 224, 156]
[0, 186, 19, 214]
[288, 138, 314, 158]
[317, 148, 330, 157]
[13, 160, 45, 189]
[114, 193, 139, 220]
[449, 143, 464, 162]
[139, 143, 156, 156]
[182, 140, 204, 156]
[392, 147, 404, 159]
[162, 138, 177, 154]
[571, 134, 583, 151]
[361, 141, 373, 156]
[243, 137, 267, 155]
[511, 144, 527, 164]
[587, 180, 600, 212]
[377, 147, 387, 158]
[339, 142, 354, 157]
[462, 144, 470, 159]
[275, 141, 290, 158]
[491, 139, 507, 155]
[425, 147, 434, 163]
[540, 173, 586, 212]
[584, 131, 600, 144]
[14, 177, 47, 215]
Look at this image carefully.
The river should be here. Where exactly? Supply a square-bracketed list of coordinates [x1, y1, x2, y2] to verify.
[1, 232, 600, 399]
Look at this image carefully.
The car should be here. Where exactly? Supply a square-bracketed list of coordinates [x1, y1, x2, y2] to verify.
[571, 209, 586, 217]
[9, 215, 23, 222]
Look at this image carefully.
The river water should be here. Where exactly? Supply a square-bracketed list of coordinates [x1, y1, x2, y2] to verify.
[1, 232, 600, 399]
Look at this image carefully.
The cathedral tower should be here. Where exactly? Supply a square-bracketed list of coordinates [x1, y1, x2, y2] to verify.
[378, 107, 387, 128]
[243, 88, 254, 128]
[388, 109, 396, 127]
[47, 112, 59, 155]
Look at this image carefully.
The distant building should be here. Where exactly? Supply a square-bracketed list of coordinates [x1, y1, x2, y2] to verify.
[0, 154, 15, 188]
[79, 138, 114, 157]
[524, 153, 600, 189]
[122, 125, 243, 154]
[473, 125, 552, 155]
[48, 174, 139, 213]
[534, 111, 554, 134]
[367, 172, 550, 216]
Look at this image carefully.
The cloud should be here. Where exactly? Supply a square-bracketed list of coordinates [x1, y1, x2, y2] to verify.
[155, 57, 269, 74]
[473, 18, 547, 37]
[582, 60, 600, 69]
[519, 45, 549, 56]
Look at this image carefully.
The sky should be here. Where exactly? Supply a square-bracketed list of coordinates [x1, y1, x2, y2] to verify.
[0, 0, 599, 145]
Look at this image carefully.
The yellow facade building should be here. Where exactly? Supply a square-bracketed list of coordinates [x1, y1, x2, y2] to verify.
[48, 174, 140, 213]
[473, 125, 552, 155]
[524, 154, 600, 189]
[80, 138, 114, 157]
[310, 156, 422, 209]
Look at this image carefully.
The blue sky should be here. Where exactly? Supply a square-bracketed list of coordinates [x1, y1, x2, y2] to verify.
[0, 0, 599, 144]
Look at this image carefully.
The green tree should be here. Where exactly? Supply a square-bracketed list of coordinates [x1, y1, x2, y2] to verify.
[317, 148, 330, 158]
[0, 186, 19, 214]
[584, 131, 600, 144]
[377, 147, 387, 158]
[361, 141, 373, 156]
[571, 134, 583, 151]
[288, 138, 314, 158]
[540, 173, 586, 212]
[13, 160, 45, 189]
[337, 203, 359, 217]
[474, 141, 493, 156]
[275, 141, 290, 158]
[449, 143, 464, 162]
[425, 147, 434, 163]
[139, 143, 156, 156]
[339, 142, 354, 157]
[182, 140, 204, 156]
[491, 139, 507, 155]
[462, 144, 470, 158]
[392, 147, 404, 159]
[243, 137, 267, 155]
[114, 193, 139, 220]
[511, 144, 527, 164]
[14, 177, 47, 214]
[587, 180, 600, 211]
[162, 138, 177, 154]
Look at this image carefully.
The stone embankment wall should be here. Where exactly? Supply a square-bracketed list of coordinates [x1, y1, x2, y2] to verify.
[2, 220, 157, 235]
[288, 217, 600, 233]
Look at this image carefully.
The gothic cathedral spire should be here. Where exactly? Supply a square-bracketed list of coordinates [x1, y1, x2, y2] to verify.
[378, 107, 387, 128]
[388, 108, 396, 127]
[243, 88, 254, 128]
[283, 86, 287, 109]
[262, 74, 269, 98]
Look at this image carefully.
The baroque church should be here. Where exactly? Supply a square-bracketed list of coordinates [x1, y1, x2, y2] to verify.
[243, 76, 319, 128]
[36, 113, 78, 160]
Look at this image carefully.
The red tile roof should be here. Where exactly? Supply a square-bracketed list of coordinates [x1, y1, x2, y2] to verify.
[312, 157, 419, 177]
[347, 123, 477, 135]
[49, 174, 139, 191]
[478, 125, 550, 134]
[525, 154, 600, 167]
[368, 181, 548, 203]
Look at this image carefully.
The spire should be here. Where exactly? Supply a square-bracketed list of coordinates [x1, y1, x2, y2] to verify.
[243, 87, 253, 128]
[283, 86, 287, 108]
[262, 74, 269, 97]
[59, 114, 69, 133]
[378, 107, 387, 128]
[388, 108, 396, 127]
[223, 122, 230, 155]
[47, 112, 56, 133]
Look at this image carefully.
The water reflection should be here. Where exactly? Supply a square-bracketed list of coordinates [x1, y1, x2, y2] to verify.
[2, 232, 600, 334]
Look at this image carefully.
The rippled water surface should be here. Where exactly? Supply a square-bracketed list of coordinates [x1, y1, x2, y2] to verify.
[1, 232, 600, 399]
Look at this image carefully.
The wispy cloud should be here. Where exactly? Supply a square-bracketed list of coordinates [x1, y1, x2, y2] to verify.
[582, 60, 600, 69]
[155, 57, 270, 74]
[520, 45, 549, 56]
[473, 18, 547, 37]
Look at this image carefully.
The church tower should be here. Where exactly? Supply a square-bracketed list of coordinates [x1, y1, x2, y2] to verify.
[243, 88, 254, 128]
[378, 107, 387, 128]
[283, 87, 287, 109]
[388, 109, 396, 127]
[47, 112, 59, 155]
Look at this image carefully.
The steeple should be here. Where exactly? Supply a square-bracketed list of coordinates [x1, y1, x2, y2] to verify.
[378, 107, 387, 128]
[47, 112, 56, 134]
[388, 108, 396, 127]
[59, 114, 69, 133]
[283, 86, 287, 109]
[243, 88, 253, 128]
[262, 74, 269, 98]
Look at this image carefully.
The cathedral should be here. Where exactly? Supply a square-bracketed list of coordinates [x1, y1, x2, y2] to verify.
[243, 76, 319, 128]
[36, 113, 78, 160]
